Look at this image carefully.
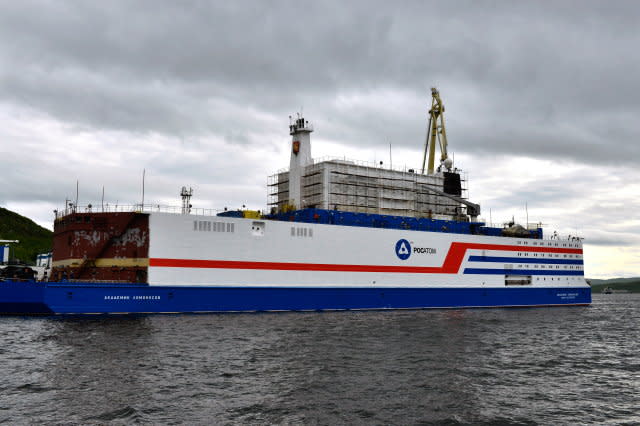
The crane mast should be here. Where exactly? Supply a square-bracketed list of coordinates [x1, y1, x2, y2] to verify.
[421, 87, 450, 174]
[418, 88, 479, 218]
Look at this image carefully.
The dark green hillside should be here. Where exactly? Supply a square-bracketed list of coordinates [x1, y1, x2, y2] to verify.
[589, 278, 640, 293]
[0, 207, 52, 265]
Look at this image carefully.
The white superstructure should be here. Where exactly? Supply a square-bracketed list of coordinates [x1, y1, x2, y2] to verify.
[147, 212, 587, 291]
[270, 115, 471, 220]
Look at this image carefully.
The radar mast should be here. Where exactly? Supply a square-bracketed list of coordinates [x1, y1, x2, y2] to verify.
[180, 186, 193, 214]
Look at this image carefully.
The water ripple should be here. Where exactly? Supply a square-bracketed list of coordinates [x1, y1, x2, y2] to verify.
[0, 294, 638, 424]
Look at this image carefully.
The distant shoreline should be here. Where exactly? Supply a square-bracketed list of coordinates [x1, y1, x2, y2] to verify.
[589, 278, 640, 294]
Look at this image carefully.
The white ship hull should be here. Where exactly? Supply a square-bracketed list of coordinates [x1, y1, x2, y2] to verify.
[148, 213, 588, 292]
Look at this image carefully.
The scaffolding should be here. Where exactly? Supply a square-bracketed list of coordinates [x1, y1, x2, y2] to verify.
[268, 159, 469, 220]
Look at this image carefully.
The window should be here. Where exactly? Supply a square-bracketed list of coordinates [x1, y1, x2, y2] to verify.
[194, 220, 234, 233]
[505, 275, 532, 286]
[290, 226, 313, 238]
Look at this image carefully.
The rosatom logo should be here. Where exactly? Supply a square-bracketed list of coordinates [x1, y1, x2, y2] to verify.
[395, 239, 411, 260]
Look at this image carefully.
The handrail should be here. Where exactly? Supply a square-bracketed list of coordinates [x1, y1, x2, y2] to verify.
[272, 156, 466, 175]
[53, 204, 242, 220]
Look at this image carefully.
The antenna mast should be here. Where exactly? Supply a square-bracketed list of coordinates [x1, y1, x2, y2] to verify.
[180, 186, 193, 214]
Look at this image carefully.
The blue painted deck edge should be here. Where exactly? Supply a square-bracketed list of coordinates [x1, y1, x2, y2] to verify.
[0, 281, 591, 315]
[239, 208, 544, 239]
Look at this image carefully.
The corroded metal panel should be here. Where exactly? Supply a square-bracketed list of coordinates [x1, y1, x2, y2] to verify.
[51, 212, 149, 282]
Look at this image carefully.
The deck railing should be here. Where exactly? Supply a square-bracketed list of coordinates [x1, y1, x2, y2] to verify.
[54, 204, 235, 220]
[272, 155, 466, 175]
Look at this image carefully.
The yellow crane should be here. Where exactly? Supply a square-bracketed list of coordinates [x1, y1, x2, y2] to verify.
[421, 87, 450, 174]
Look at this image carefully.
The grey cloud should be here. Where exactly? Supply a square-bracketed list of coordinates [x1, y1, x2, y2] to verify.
[586, 238, 637, 247]
[1, 1, 639, 165]
[582, 222, 640, 246]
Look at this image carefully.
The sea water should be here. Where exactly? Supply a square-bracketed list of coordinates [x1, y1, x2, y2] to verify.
[0, 294, 638, 425]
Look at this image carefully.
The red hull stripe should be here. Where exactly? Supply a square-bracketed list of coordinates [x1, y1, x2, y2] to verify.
[150, 242, 582, 274]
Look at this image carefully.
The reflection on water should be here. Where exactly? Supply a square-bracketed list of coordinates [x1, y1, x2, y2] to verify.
[0, 294, 638, 424]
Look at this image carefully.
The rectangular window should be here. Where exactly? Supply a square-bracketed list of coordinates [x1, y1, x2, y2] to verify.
[505, 275, 532, 286]
[291, 227, 296, 236]
[309, 228, 313, 237]
[207, 221, 211, 232]
[193, 221, 197, 231]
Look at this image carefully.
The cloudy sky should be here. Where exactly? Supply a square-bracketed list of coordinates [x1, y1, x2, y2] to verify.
[1, 1, 638, 278]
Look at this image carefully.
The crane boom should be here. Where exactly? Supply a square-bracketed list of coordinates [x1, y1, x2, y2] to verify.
[421, 87, 449, 174]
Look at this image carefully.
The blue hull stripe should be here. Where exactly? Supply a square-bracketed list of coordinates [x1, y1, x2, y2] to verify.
[464, 268, 584, 276]
[468, 256, 583, 265]
[0, 281, 591, 314]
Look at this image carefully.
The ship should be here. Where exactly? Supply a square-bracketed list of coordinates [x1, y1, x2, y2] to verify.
[0, 89, 591, 314]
